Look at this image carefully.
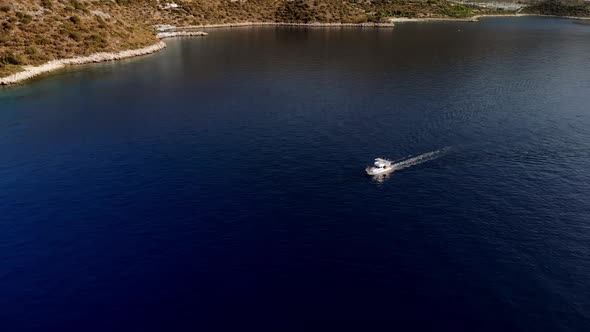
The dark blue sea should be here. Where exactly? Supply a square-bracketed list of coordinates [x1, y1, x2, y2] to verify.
[1, 17, 590, 331]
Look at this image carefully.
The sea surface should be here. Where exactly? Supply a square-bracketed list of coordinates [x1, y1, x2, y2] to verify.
[1, 17, 590, 331]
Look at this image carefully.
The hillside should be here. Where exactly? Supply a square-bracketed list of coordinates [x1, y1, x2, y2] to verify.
[1, 0, 588, 79]
[0, 0, 498, 77]
[523, 0, 590, 16]
[0, 0, 160, 77]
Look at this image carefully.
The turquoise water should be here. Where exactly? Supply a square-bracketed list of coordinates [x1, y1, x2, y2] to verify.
[1, 17, 590, 331]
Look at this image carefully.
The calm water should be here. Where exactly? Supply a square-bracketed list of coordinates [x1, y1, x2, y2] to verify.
[1, 17, 590, 331]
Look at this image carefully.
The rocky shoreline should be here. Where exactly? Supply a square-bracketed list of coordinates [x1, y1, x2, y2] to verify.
[0, 42, 168, 86]
[157, 31, 209, 39]
[165, 22, 397, 30]
[2, 14, 589, 86]
[1, 22, 396, 86]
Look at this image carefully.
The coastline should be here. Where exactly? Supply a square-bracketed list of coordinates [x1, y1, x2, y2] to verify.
[0, 41, 167, 86]
[0, 22, 396, 86]
[2, 14, 589, 86]
[156, 31, 209, 38]
[160, 22, 397, 30]
[387, 13, 590, 22]
[166, 14, 590, 32]
[170, 16, 527, 28]
[0, 31, 212, 86]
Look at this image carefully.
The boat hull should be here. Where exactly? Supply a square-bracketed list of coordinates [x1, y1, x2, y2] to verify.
[366, 166, 395, 176]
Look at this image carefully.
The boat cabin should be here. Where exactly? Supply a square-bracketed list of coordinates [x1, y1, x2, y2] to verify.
[374, 158, 391, 168]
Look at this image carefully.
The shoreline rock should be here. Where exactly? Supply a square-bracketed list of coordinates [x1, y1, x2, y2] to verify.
[0, 41, 168, 86]
[156, 31, 209, 38]
[165, 21, 396, 30]
[2, 14, 589, 86]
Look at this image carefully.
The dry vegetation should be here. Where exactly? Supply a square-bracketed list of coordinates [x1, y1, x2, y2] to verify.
[153, 0, 489, 26]
[523, 0, 590, 16]
[0, 0, 158, 76]
[5, 0, 578, 78]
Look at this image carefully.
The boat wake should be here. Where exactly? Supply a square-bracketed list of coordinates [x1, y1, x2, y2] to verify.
[391, 148, 449, 172]
[392, 148, 449, 171]
[368, 148, 449, 183]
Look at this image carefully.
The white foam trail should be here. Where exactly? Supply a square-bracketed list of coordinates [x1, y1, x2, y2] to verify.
[391, 148, 448, 171]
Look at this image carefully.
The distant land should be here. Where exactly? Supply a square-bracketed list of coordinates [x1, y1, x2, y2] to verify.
[1, 0, 589, 82]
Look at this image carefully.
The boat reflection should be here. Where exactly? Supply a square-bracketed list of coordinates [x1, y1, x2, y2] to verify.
[370, 171, 393, 183]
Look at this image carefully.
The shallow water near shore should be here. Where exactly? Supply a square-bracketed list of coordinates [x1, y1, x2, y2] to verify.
[2, 17, 590, 331]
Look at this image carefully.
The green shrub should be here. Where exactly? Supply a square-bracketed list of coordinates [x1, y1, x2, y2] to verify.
[0, 51, 23, 65]
[35, 34, 51, 45]
[96, 16, 107, 28]
[442, 4, 473, 18]
[25, 46, 39, 56]
[16, 12, 34, 24]
[25, 46, 49, 62]
[367, 11, 389, 23]
[85, 33, 108, 49]
[70, 0, 86, 11]
[67, 30, 83, 41]
[41, 0, 53, 9]
[2, 21, 14, 31]
[525, 0, 590, 16]
[70, 15, 81, 24]
[276, 0, 317, 23]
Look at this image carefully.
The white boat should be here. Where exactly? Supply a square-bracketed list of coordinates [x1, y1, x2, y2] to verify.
[365, 158, 395, 175]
